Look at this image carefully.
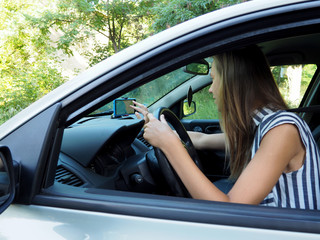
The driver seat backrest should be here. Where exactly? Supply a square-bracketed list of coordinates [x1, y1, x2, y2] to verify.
[288, 106, 320, 149]
[312, 125, 320, 150]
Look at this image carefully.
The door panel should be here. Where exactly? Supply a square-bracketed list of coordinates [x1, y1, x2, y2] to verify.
[182, 119, 221, 134]
[2, 203, 319, 239]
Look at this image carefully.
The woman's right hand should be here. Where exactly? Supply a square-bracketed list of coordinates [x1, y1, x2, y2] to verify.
[130, 101, 150, 123]
[130, 101, 178, 148]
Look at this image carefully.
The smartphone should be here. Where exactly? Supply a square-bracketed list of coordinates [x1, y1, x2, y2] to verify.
[113, 98, 136, 118]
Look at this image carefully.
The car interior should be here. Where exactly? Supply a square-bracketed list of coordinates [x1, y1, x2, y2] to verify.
[54, 32, 320, 199]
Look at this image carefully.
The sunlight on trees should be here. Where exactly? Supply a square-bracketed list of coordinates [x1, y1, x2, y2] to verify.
[5, 0, 313, 125]
[272, 64, 317, 108]
[287, 65, 303, 106]
[0, 0, 67, 124]
[150, 0, 246, 32]
[3, 0, 239, 124]
[31, 0, 155, 66]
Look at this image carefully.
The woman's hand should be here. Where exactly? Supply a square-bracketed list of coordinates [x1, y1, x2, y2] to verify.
[131, 101, 180, 148]
[143, 113, 180, 149]
[130, 101, 150, 123]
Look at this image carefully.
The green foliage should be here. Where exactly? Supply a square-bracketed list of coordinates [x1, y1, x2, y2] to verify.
[0, 0, 66, 124]
[271, 64, 317, 108]
[0, 0, 249, 125]
[151, 0, 246, 32]
[151, 0, 215, 32]
[30, 0, 248, 65]
[31, 0, 155, 66]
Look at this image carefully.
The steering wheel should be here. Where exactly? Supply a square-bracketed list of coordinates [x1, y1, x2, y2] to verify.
[153, 107, 203, 197]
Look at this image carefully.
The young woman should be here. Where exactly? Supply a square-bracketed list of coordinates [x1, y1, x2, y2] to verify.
[132, 45, 320, 209]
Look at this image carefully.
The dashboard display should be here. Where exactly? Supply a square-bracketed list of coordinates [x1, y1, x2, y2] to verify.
[113, 98, 136, 117]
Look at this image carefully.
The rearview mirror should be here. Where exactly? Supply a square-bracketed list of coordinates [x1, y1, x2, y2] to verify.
[183, 59, 209, 75]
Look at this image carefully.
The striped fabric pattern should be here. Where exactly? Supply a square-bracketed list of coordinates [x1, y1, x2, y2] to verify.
[252, 108, 320, 209]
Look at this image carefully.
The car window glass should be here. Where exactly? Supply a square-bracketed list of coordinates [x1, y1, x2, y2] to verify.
[183, 64, 317, 120]
[91, 67, 197, 115]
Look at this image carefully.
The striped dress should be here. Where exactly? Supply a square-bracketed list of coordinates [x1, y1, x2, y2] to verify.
[252, 108, 320, 209]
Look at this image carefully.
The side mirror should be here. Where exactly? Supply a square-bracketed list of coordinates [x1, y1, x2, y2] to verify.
[183, 59, 209, 75]
[183, 100, 196, 117]
[0, 147, 16, 214]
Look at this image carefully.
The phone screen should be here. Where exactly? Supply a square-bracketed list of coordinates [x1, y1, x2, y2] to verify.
[113, 98, 136, 117]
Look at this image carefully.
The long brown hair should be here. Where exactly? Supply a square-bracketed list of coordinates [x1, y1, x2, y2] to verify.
[213, 45, 287, 179]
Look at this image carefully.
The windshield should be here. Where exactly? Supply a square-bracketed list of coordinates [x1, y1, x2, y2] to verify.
[91, 66, 198, 115]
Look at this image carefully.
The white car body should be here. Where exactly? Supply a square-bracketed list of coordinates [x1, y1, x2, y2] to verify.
[1, 205, 319, 240]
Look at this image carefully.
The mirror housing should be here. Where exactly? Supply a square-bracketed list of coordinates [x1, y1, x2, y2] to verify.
[183, 59, 209, 75]
[0, 146, 16, 214]
[183, 100, 196, 117]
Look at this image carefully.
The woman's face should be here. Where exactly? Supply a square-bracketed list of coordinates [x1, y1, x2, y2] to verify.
[209, 61, 221, 107]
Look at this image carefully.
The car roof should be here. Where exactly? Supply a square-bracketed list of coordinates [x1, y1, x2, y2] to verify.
[0, 0, 314, 139]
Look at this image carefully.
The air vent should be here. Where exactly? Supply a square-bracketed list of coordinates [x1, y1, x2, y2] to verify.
[137, 136, 152, 149]
[55, 166, 84, 187]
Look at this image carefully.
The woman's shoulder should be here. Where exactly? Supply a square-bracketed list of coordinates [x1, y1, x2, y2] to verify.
[258, 110, 312, 141]
[260, 110, 303, 127]
[252, 107, 296, 126]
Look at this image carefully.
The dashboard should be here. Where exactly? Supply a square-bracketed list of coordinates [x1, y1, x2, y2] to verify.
[56, 116, 153, 191]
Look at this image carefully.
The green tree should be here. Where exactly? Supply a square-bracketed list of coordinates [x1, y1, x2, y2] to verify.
[151, 0, 246, 33]
[32, 0, 155, 66]
[30, 0, 248, 66]
[0, 0, 66, 124]
[0, 0, 249, 125]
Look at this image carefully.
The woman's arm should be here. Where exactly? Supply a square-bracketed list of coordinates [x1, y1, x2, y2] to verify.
[144, 113, 305, 204]
[130, 101, 225, 151]
[187, 131, 225, 150]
